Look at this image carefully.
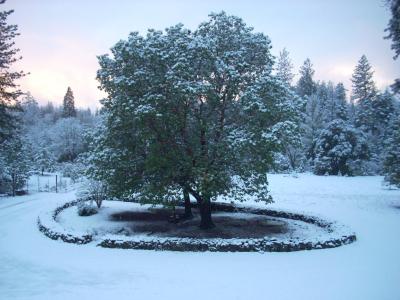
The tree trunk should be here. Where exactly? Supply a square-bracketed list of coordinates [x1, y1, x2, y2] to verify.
[183, 188, 193, 219]
[199, 198, 215, 229]
[11, 173, 16, 197]
[189, 189, 215, 229]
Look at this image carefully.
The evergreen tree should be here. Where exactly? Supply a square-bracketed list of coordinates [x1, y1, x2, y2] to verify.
[0, 3, 25, 143]
[92, 12, 300, 229]
[368, 90, 397, 172]
[276, 48, 294, 87]
[296, 58, 316, 98]
[51, 117, 84, 162]
[351, 55, 377, 101]
[334, 83, 349, 121]
[0, 136, 31, 196]
[373, 90, 395, 131]
[302, 93, 324, 162]
[351, 55, 377, 130]
[383, 114, 400, 186]
[62, 87, 76, 118]
[385, 0, 400, 93]
[21, 92, 40, 126]
[314, 120, 369, 176]
[317, 81, 332, 123]
[320, 81, 349, 123]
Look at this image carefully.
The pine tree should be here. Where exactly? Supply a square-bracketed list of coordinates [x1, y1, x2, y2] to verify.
[302, 93, 324, 162]
[276, 48, 294, 87]
[369, 90, 397, 171]
[385, 0, 400, 92]
[334, 83, 349, 121]
[351, 55, 377, 130]
[62, 87, 76, 118]
[21, 92, 40, 126]
[0, 136, 31, 196]
[383, 114, 400, 186]
[317, 81, 331, 122]
[373, 90, 395, 130]
[296, 58, 316, 98]
[0, 3, 25, 143]
[314, 120, 369, 176]
[351, 55, 376, 101]
[320, 81, 349, 123]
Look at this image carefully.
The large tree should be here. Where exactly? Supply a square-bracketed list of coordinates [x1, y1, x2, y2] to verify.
[91, 12, 300, 229]
[383, 114, 400, 187]
[351, 55, 377, 130]
[0, 2, 24, 143]
[385, 0, 400, 93]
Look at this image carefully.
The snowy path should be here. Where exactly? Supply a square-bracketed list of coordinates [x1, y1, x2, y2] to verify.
[0, 174, 399, 300]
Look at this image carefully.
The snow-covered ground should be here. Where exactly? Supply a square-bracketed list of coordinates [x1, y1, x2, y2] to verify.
[0, 174, 399, 300]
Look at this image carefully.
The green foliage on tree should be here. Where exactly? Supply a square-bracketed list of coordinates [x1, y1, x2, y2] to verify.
[89, 12, 300, 228]
[0, 136, 31, 195]
[0, 3, 24, 143]
[383, 115, 400, 187]
[351, 55, 377, 130]
[385, 0, 400, 93]
[334, 83, 349, 121]
[62, 87, 76, 118]
[314, 120, 369, 176]
[296, 58, 316, 98]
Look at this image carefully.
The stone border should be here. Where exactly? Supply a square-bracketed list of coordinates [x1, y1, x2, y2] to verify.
[37, 200, 356, 252]
[37, 200, 93, 244]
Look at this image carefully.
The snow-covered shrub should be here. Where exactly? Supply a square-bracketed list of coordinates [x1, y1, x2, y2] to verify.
[347, 155, 380, 176]
[78, 178, 107, 208]
[273, 152, 291, 172]
[77, 201, 98, 216]
[314, 120, 369, 176]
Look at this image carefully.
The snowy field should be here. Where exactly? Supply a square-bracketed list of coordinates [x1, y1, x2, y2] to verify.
[0, 174, 399, 300]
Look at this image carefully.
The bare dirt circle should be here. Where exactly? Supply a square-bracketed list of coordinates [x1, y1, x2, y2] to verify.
[38, 200, 357, 252]
[110, 208, 288, 239]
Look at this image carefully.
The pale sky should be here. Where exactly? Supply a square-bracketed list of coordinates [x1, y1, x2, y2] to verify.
[4, 0, 399, 109]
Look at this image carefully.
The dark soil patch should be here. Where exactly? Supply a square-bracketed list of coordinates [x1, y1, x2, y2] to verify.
[110, 208, 288, 239]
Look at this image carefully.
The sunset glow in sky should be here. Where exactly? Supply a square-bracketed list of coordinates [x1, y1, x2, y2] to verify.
[4, 0, 399, 109]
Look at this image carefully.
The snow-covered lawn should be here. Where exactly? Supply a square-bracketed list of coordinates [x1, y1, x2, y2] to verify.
[0, 174, 399, 300]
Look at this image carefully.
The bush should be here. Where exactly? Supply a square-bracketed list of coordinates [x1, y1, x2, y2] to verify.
[77, 178, 107, 208]
[77, 201, 98, 216]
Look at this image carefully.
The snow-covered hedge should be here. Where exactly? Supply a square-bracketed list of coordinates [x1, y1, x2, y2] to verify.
[37, 201, 356, 252]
